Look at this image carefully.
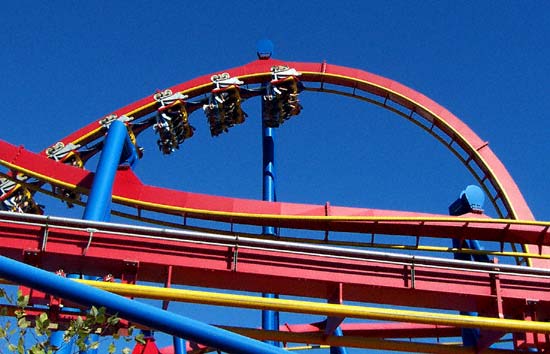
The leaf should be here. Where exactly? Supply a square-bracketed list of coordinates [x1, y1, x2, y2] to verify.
[35, 312, 50, 335]
[17, 317, 29, 329]
[89, 306, 99, 319]
[17, 335, 25, 354]
[135, 333, 146, 344]
[14, 309, 24, 319]
[30, 345, 45, 354]
[95, 307, 108, 324]
[34, 326, 43, 337]
[16, 293, 29, 308]
[76, 338, 87, 351]
[122, 348, 131, 354]
[107, 315, 120, 326]
[108, 342, 116, 354]
[39, 312, 49, 323]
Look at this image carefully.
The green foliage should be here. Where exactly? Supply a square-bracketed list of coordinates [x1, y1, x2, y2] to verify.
[0, 287, 140, 354]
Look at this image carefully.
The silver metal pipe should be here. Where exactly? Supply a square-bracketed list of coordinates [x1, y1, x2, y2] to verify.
[1, 211, 548, 278]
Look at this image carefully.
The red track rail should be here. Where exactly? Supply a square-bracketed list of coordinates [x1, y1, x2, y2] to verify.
[1, 212, 549, 319]
[0, 141, 548, 247]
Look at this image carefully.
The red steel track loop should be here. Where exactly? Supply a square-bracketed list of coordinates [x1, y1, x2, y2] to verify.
[4, 59, 542, 260]
[49, 59, 534, 220]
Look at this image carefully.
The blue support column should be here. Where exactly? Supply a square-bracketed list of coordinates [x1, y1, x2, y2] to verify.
[330, 327, 347, 354]
[449, 185, 488, 348]
[79, 276, 102, 354]
[79, 119, 138, 353]
[262, 124, 276, 234]
[0, 256, 287, 354]
[259, 39, 280, 347]
[83, 120, 137, 222]
[173, 336, 187, 354]
[50, 273, 81, 353]
[261, 104, 280, 346]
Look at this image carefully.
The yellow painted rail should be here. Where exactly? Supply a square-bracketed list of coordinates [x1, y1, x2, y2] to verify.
[76, 279, 550, 334]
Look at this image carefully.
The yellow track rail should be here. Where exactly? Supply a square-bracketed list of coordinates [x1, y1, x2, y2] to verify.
[76, 279, 550, 334]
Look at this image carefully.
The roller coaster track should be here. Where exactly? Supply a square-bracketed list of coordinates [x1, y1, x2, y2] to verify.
[0, 59, 548, 352]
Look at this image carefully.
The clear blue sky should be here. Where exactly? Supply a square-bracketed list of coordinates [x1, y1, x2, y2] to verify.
[0, 1, 548, 353]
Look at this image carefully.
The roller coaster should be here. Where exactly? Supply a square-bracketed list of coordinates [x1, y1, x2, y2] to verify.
[0, 48, 549, 354]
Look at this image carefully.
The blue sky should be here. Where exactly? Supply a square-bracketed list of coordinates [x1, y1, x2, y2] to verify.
[1, 1, 549, 352]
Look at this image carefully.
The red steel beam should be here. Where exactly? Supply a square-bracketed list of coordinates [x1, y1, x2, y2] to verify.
[1, 216, 549, 320]
[0, 141, 548, 248]
[282, 322, 461, 339]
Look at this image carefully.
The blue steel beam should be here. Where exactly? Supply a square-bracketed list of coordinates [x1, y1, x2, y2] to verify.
[50, 266, 82, 352]
[331, 327, 347, 354]
[262, 125, 276, 236]
[78, 119, 139, 353]
[173, 336, 186, 354]
[449, 185, 488, 348]
[0, 255, 287, 354]
[262, 85, 280, 347]
[259, 40, 280, 346]
[83, 120, 138, 222]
